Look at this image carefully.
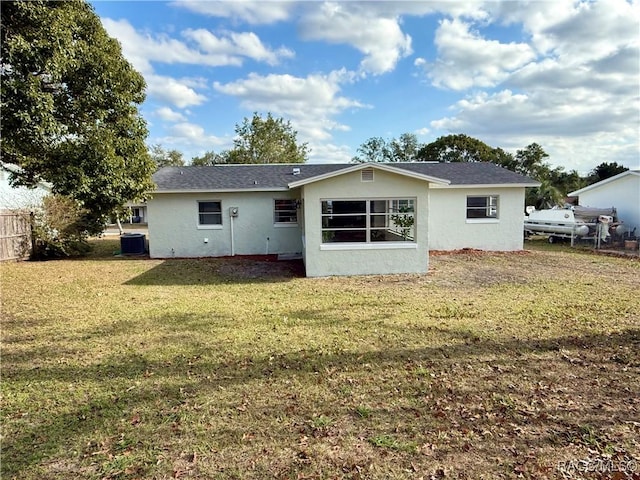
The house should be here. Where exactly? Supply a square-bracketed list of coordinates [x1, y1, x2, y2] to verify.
[569, 169, 640, 236]
[147, 162, 539, 277]
[0, 164, 51, 212]
[124, 201, 147, 224]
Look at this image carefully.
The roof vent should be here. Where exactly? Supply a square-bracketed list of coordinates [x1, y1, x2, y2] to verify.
[361, 168, 374, 182]
[292, 167, 301, 175]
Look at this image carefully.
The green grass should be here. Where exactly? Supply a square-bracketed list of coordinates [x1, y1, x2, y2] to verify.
[2, 238, 639, 479]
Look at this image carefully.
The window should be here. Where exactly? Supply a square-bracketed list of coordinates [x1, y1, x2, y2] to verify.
[321, 199, 415, 243]
[198, 201, 222, 225]
[466, 195, 498, 219]
[274, 199, 298, 224]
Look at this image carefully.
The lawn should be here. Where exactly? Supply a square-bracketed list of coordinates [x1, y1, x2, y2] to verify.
[2, 239, 639, 479]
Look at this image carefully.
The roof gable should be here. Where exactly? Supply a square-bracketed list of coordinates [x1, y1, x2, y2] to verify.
[287, 162, 450, 188]
[569, 169, 640, 196]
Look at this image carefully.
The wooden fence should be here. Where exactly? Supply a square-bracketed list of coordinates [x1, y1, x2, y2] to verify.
[0, 211, 32, 261]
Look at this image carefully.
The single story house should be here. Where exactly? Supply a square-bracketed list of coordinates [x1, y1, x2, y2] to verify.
[147, 162, 539, 277]
[569, 169, 640, 236]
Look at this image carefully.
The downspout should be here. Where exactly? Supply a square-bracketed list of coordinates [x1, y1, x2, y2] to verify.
[230, 213, 235, 256]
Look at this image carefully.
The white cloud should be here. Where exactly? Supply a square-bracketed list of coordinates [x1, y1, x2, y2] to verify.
[154, 107, 187, 122]
[299, 2, 412, 75]
[146, 75, 207, 108]
[430, 88, 640, 172]
[182, 29, 294, 66]
[173, 0, 294, 24]
[157, 122, 231, 153]
[102, 17, 296, 111]
[103, 18, 292, 71]
[422, 1, 639, 172]
[423, 18, 536, 90]
[307, 142, 353, 164]
[432, 87, 633, 137]
[414, 127, 430, 136]
[213, 70, 366, 143]
[498, 0, 639, 63]
[102, 18, 243, 73]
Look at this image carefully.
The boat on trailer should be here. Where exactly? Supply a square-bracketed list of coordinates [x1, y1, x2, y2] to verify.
[524, 206, 626, 244]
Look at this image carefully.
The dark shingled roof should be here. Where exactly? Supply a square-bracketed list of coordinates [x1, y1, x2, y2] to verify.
[153, 162, 539, 192]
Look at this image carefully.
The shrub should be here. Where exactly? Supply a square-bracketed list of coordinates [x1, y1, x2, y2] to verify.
[31, 195, 94, 259]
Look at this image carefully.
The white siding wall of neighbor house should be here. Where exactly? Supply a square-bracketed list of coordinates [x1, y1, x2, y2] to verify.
[147, 191, 302, 258]
[428, 186, 526, 251]
[575, 174, 640, 234]
[0, 169, 49, 211]
[301, 169, 430, 277]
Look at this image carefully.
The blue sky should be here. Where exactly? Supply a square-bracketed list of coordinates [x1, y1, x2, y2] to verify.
[91, 0, 640, 173]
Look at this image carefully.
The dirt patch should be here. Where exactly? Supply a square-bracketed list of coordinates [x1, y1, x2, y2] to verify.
[214, 257, 306, 280]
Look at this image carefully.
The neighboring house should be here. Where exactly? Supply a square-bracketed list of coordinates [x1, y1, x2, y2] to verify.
[0, 164, 51, 211]
[124, 201, 147, 224]
[569, 169, 640, 236]
[148, 162, 539, 277]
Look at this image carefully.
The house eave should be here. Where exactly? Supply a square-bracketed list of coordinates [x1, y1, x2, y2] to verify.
[154, 187, 290, 194]
[569, 170, 639, 196]
[431, 182, 541, 189]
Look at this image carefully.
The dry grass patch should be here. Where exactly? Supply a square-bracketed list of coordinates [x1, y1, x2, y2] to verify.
[1, 238, 639, 479]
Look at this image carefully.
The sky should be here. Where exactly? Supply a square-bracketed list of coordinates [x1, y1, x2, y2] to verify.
[91, 0, 640, 174]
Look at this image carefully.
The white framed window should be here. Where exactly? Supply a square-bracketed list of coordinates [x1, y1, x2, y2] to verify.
[274, 199, 298, 224]
[466, 195, 498, 219]
[321, 198, 415, 243]
[198, 201, 222, 226]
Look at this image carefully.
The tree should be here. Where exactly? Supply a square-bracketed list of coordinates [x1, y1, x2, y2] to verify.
[511, 144, 564, 208]
[587, 162, 628, 184]
[351, 137, 392, 163]
[150, 144, 185, 169]
[352, 133, 423, 163]
[510, 143, 551, 179]
[525, 180, 564, 210]
[191, 150, 227, 166]
[549, 167, 587, 197]
[1, 0, 154, 235]
[390, 133, 419, 162]
[228, 112, 308, 164]
[416, 134, 498, 163]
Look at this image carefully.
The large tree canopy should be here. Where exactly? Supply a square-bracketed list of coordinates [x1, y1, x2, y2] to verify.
[416, 134, 499, 163]
[586, 162, 628, 184]
[228, 112, 308, 164]
[1, 0, 154, 234]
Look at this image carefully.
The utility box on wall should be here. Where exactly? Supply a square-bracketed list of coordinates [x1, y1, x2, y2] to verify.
[230, 207, 239, 217]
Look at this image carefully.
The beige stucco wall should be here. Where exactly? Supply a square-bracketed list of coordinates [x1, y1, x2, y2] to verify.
[428, 186, 526, 251]
[147, 191, 302, 258]
[301, 169, 430, 277]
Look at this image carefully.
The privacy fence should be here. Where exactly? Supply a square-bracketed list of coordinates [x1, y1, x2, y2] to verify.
[0, 211, 32, 261]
